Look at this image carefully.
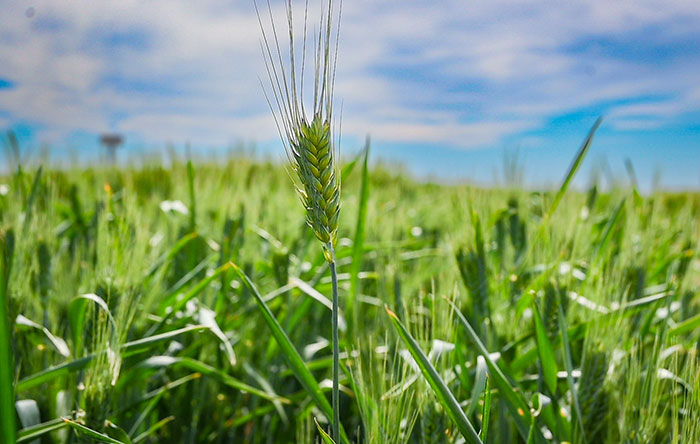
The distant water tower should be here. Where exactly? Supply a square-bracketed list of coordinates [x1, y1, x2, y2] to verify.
[100, 133, 124, 164]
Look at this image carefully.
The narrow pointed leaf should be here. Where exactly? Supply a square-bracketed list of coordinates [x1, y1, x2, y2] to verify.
[18, 418, 67, 443]
[669, 312, 700, 336]
[15, 314, 69, 357]
[559, 304, 585, 443]
[349, 140, 370, 331]
[18, 326, 206, 391]
[104, 421, 132, 444]
[315, 418, 336, 444]
[480, 377, 491, 442]
[548, 118, 602, 219]
[532, 301, 558, 394]
[0, 230, 17, 444]
[447, 299, 534, 441]
[22, 166, 42, 233]
[64, 419, 126, 444]
[231, 263, 350, 444]
[137, 356, 287, 404]
[132, 416, 174, 443]
[386, 306, 483, 444]
[468, 356, 488, 416]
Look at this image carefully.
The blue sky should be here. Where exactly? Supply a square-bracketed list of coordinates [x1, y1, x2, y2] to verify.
[0, 0, 699, 190]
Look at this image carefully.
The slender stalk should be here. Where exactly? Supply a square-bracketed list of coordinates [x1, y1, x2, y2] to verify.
[0, 232, 17, 444]
[327, 243, 340, 441]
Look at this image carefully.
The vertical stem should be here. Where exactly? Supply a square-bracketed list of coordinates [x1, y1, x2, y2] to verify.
[186, 159, 196, 232]
[328, 243, 340, 441]
[0, 232, 17, 444]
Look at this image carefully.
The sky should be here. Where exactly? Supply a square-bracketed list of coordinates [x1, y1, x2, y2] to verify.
[0, 0, 699, 191]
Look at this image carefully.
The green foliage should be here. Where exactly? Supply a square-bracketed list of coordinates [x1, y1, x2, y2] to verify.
[0, 151, 699, 443]
[387, 306, 483, 444]
[1, 229, 17, 444]
[575, 347, 609, 443]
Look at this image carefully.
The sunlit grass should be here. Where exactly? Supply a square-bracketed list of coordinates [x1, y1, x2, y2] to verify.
[0, 148, 699, 443]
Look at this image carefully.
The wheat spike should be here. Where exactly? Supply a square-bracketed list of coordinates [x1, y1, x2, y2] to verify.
[576, 348, 609, 443]
[256, 0, 341, 261]
[292, 116, 340, 245]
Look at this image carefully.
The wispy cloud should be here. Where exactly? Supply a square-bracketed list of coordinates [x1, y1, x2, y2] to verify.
[0, 0, 699, 154]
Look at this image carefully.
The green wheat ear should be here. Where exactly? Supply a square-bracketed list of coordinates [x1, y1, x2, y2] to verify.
[576, 347, 609, 443]
[256, 0, 342, 262]
[293, 116, 340, 250]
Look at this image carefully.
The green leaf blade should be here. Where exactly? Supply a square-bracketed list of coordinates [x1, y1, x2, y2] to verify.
[532, 301, 559, 394]
[447, 299, 534, 441]
[0, 231, 17, 444]
[231, 263, 350, 444]
[386, 307, 483, 444]
[348, 140, 370, 332]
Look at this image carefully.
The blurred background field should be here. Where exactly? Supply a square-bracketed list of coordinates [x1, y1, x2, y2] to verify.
[1, 138, 699, 442]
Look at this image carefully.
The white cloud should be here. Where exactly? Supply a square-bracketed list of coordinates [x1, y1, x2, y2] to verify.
[0, 0, 698, 150]
[341, 117, 533, 149]
[119, 112, 275, 146]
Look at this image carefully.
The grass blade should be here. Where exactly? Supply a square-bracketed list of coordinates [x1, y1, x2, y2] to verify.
[547, 118, 602, 219]
[196, 304, 236, 366]
[132, 416, 174, 443]
[386, 306, 484, 444]
[289, 277, 344, 320]
[243, 362, 289, 424]
[144, 232, 199, 278]
[21, 166, 42, 234]
[0, 230, 17, 444]
[125, 373, 201, 435]
[17, 418, 67, 443]
[446, 298, 534, 441]
[340, 148, 364, 182]
[593, 197, 626, 259]
[669, 312, 700, 336]
[69, 293, 117, 357]
[231, 263, 350, 444]
[532, 300, 558, 394]
[527, 416, 537, 444]
[104, 421, 133, 444]
[137, 356, 287, 404]
[15, 314, 70, 357]
[480, 376, 491, 442]
[156, 262, 233, 328]
[64, 419, 126, 444]
[559, 303, 586, 443]
[314, 418, 336, 444]
[18, 326, 206, 391]
[348, 139, 370, 331]
[468, 356, 488, 416]
[187, 159, 196, 230]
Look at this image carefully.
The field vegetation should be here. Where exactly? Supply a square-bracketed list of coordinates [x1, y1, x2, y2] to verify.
[1, 128, 700, 443]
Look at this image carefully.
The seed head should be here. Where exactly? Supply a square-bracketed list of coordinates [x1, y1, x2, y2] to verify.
[256, 0, 342, 259]
[292, 116, 340, 246]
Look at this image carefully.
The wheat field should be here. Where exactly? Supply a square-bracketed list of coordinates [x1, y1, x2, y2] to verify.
[1, 130, 699, 443]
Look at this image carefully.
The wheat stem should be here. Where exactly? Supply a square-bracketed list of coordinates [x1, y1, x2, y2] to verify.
[328, 242, 340, 440]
